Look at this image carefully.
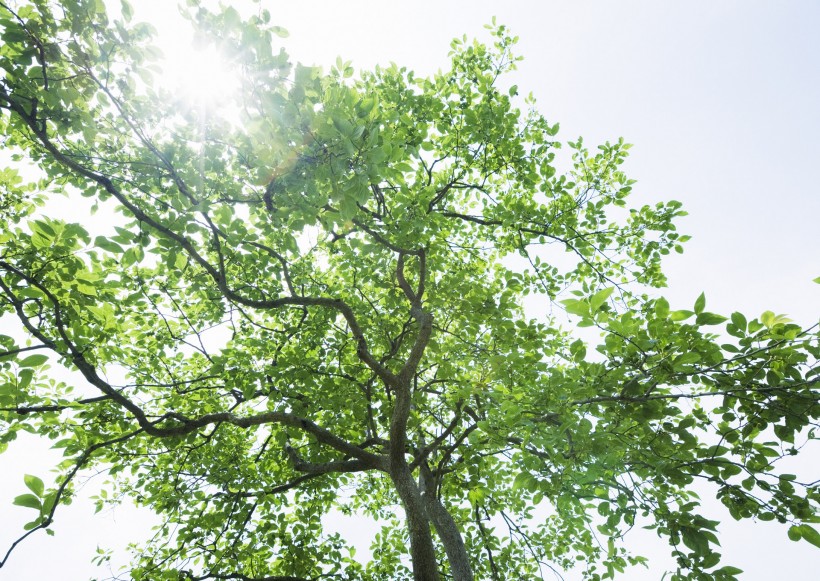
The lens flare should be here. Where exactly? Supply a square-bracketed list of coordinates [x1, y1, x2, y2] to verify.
[163, 43, 241, 113]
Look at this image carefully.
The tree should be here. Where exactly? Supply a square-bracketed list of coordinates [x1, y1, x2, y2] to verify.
[1, 1, 818, 579]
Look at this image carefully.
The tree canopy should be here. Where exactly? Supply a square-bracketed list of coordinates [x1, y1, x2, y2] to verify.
[1, 1, 818, 580]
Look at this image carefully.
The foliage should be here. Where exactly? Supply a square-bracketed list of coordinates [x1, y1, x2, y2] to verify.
[0, 1, 818, 580]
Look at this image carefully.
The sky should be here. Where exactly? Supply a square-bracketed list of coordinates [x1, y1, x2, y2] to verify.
[1, 1, 819, 579]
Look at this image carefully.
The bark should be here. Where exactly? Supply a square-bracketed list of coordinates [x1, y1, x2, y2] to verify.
[390, 463, 441, 581]
[386, 300, 443, 581]
[421, 464, 475, 581]
[389, 368, 440, 580]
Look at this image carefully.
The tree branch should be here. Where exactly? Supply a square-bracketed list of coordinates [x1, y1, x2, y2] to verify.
[0, 264, 386, 468]
[0, 428, 144, 570]
[0, 86, 398, 390]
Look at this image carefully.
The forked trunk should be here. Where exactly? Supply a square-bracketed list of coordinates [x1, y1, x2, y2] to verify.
[390, 463, 441, 581]
[389, 462, 476, 581]
[422, 488, 474, 580]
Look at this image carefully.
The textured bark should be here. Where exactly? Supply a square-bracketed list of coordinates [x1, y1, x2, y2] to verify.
[421, 465, 474, 581]
[425, 497, 474, 581]
[386, 301, 443, 580]
[390, 464, 441, 581]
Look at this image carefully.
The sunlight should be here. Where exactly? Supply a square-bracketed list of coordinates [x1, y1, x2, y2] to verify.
[161, 41, 242, 114]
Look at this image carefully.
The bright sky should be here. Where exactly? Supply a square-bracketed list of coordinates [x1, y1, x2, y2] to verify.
[1, 1, 818, 579]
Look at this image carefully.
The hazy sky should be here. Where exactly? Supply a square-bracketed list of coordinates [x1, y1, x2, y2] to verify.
[1, 1, 818, 579]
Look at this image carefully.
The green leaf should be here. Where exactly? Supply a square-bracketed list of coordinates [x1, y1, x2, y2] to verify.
[18, 354, 48, 368]
[24, 474, 44, 497]
[681, 527, 709, 554]
[670, 310, 694, 322]
[788, 525, 802, 541]
[17, 368, 34, 391]
[561, 298, 589, 317]
[75, 282, 98, 296]
[729, 312, 747, 331]
[569, 339, 586, 362]
[673, 352, 700, 369]
[701, 552, 721, 569]
[715, 566, 744, 577]
[760, 311, 791, 329]
[696, 312, 728, 326]
[655, 297, 670, 318]
[589, 287, 614, 312]
[95, 236, 125, 254]
[339, 196, 358, 220]
[467, 487, 486, 505]
[331, 113, 353, 136]
[23, 519, 43, 531]
[120, 0, 133, 22]
[31, 220, 56, 238]
[356, 98, 376, 118]
[797, 524, 820, 549]
[694, 292, 706, 314]
[512, 472, 536, 492]
[13, 493, 42, 510]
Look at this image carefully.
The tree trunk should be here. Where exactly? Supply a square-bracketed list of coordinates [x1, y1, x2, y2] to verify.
[420, 464, 475, 581]
[390, 463, 441, 581]
[389, 367, 441, 581]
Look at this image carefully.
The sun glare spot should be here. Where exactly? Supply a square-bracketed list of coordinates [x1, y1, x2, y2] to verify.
[162, 43, 241, 114]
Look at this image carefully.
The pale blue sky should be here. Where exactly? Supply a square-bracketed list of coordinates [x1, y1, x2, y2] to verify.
[1, 1, 818, 579]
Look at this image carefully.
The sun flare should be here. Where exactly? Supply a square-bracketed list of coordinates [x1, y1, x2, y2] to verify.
[162, 43, 242, 113]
